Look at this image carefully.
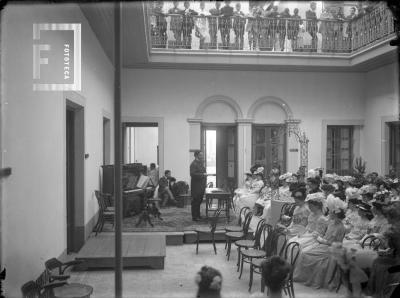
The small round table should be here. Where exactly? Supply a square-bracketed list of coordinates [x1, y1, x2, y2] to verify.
[53, 283, 93, 298]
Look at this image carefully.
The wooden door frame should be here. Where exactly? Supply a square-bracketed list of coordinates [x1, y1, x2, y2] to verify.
[65, 98, 85, 253]
[251, 124, 287, 173]
[201, 123, 238, 188]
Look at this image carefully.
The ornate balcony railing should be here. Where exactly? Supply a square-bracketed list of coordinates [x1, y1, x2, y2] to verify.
[149, 3, 395, 54]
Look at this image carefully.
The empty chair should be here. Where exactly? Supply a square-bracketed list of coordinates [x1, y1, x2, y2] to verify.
[195, 209, 222, 254]
[361, 234, 383, 250]
[94, 190, 115, 236]
[21, 279, 67, 298]
[225, 206, 250, 233]
[248, 228, 287, 292]
[235, 220, 267, 279]
[281, 241, 300, 298]
[45, 258, 84, 277]
[225, 211, 253, 261]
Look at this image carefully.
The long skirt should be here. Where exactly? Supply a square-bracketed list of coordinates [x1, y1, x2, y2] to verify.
[293, 242, 336, 289]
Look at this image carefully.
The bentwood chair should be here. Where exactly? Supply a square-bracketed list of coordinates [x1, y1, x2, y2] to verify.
[94, 190, 115, 236]
[45, 258, 84, 279]
[225, 211, 253, 261]
[281, 241, 300, 298]
[236, 220, 268, 279]
[279, 203, 297, 227]
[225, 207, 251, 233]
[21, 280, 67, 298]
[248, 229, 287, 292]
[361, 234, 383, 250]
[195, 209, 223, 254]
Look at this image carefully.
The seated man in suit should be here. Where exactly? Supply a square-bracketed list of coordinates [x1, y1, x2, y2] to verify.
[159, 170, 177, 207]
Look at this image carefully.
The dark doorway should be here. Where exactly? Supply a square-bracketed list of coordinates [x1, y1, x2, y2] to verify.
[252, 124, 286, 174]
[66, 100, 85, 253]
[66, 108, 75, 253]
[202, 125, 237, 190]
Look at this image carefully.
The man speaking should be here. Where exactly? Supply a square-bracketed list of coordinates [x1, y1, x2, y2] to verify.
[190, 151, 207, 221]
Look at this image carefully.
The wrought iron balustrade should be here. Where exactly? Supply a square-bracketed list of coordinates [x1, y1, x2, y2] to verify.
[149, 3, 395, 54]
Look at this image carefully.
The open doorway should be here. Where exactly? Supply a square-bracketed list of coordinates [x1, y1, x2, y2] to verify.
[66, 100, 85, 253]
[202, 125, 237, 190]
[124, 123, 159, 167]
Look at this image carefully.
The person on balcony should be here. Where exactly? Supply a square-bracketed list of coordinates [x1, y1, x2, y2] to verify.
[152, 1, 167, 48]
[305, 1, 318, 52]
[277, 8, 291, 51]
[181, 1, 198, 49]
[219, 1, 234, 49]
[246, 3, 261, 50]
[168, 1, 183, 47]
[233, 2, 246, 50]
[260, 4, 277, 51]
[208, 1, 221, 49]
[195, 1, 209, 50]
[288, 8, 302, 51]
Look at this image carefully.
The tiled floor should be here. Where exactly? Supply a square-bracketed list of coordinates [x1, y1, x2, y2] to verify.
[68, 242, 346, 298]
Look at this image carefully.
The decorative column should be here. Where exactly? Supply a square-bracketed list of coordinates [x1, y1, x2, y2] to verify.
[236, 118, 253, 187]
[284, 119, 301, 173]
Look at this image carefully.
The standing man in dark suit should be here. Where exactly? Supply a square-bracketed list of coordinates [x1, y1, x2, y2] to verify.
[306, 2, 318, 52]
[220, 1, 234, 49]
[190, 151, 207, 221]
[208, 1, 222, 49]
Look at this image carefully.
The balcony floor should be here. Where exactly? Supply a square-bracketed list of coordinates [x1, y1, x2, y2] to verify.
[67, 242, 346, 297]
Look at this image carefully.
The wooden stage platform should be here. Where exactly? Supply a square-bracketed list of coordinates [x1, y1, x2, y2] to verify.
[74, 233, 166, 270]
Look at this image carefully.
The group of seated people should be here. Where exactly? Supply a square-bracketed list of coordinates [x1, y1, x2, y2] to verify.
[147, 163, 189, 208]
[150, 1, 384, 51]
[233, 164, 400, 297]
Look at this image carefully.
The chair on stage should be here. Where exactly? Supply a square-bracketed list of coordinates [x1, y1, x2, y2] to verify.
[94, 190, 115, 236]
[195, 209, 222, 255]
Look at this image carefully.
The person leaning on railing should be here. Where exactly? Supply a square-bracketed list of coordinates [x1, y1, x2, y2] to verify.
[219, 1, 233, 49]
[305, 2, 318, 51]
[168, 1, 183, 46]
[288, 8, 302, 51]
[233, 2, 246, 50]
[208, 1, 221, 49]
[181, 1, 198, 49]
[151, 1, 167, 48]
[277, 8, 290, 51]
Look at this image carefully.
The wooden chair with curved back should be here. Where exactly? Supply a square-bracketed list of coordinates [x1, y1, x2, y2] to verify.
[225, 211, 253, 261]
[281, 241, 300, 298]
[248, 228, 287, 292]
[94, 190, 115, 236]
[195, 208, 223, 255]
[236, 220, 269, 279]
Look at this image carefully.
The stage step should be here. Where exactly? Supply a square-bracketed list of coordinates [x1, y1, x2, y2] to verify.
[75, 234, 165, 270]
[183, 230, 226, 244]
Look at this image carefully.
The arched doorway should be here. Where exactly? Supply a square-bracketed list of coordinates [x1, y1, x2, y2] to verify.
[189, 95, 243, 189]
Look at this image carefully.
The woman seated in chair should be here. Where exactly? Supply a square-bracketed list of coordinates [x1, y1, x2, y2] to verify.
[293, 196, 346, 289]
[343, 202, 371, 244]
[233, 167, 264, 213]
[277, 187, 310, 238]
[289, 193, 328, 249]
[233, 172, 253, 199]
